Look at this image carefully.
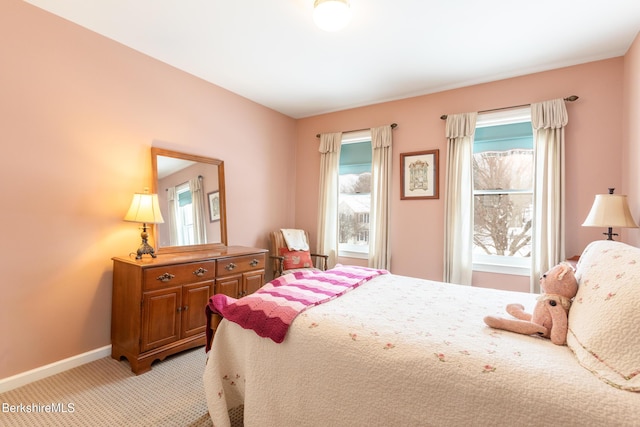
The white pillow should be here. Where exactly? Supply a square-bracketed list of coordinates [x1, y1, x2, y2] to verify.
[567, 240, 640, 391]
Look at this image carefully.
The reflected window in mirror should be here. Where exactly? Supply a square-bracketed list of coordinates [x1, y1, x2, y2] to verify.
[175, 181, 195, 246]
[151, 147, 227, 254]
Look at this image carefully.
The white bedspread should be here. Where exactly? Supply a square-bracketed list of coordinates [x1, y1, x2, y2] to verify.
[203, 274, 639, 427]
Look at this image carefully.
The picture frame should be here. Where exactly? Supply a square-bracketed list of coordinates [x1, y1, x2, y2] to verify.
[400, 150, 439, 200]
[208, 191, 221, 222]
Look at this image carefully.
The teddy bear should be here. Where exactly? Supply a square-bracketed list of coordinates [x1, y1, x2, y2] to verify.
[483, 262, 578, 345]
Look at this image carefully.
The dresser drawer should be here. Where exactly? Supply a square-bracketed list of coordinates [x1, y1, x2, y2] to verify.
[216, 253, 265, 276]
[143, 261, 216, 291]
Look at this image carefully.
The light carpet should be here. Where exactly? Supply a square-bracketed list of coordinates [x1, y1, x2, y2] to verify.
[0, 347, 238, 427]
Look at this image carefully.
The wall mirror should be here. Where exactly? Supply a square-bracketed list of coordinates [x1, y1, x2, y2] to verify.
[151, 147, 227, 253]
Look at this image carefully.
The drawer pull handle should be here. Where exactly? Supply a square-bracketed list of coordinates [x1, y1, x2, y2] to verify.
[156, 273, 175, 282]
[183, 305, 189, 311]
[177, 306, 182, 312]
[225, 263, 237, 271]
[250, 259, 259, 267]
[193, 267, 208, 277]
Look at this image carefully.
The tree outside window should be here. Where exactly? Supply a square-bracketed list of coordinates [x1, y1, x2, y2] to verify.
[473, 115, 533, 265]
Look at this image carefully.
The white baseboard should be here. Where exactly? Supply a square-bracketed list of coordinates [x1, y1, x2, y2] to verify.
[0, 345, 112, 394]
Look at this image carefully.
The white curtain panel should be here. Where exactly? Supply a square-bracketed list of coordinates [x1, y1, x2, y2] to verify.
[530, 98, 568, 292]
[189, 177, 207, 245]
[369, 125, 393, 270]
[167, 187, 179, 246]
[317, 132, 342, 268]
[443, 112, 477, 285]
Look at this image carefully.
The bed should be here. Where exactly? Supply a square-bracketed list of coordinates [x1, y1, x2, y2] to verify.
[203, 240, 640, 427]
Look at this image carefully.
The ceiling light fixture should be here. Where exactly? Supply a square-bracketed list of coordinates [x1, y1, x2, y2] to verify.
[313, 0, 352, 32]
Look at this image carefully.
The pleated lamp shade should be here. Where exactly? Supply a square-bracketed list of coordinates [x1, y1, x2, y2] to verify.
[124, 192, 164, 224]
[583, 192, 638, 240]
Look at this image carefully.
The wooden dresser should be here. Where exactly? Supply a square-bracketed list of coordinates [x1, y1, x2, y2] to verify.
[111, 245, 267, 374]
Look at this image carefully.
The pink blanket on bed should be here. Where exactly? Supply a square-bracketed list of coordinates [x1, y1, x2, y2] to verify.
[207, 265, 388, 345]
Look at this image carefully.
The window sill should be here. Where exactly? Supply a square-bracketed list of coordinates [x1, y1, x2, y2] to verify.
[338, 250, 368, 260]
[473, 262, 530, 276]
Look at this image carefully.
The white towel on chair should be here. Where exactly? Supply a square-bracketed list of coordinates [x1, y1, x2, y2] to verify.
[281, 229, 309, 251]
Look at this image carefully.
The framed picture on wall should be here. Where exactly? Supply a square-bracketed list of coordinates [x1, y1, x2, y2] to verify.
[400, 150, 439, 200]
[208, 191, 220, 222]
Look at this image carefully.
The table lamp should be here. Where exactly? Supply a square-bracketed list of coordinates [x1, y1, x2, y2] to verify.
[124, 189, 165, 259]
[582, 188, 638, 240]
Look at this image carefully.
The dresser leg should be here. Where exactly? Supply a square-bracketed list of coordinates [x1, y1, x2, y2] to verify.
[129, 358, 152, 375]
[111, 347, 152, 375]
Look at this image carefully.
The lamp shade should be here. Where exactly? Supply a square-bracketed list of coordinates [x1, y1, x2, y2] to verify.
[313, 0, 351, 32]
[582, 194, 638, 228]
[124, 192, 165, 224]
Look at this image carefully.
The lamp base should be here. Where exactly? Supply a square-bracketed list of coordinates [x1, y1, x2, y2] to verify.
[135, 241, 157, 260]
[604, 227, 618, 241]
[134, 225, 157, 260]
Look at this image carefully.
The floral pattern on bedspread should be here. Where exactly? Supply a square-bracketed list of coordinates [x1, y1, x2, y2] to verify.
[205, 273, 639, 427]
[294, 274, 550, 376]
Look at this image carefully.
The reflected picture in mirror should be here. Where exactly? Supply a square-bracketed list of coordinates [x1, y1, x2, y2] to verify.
[151, 147, 227, 254]
[207, 191, 220, 222]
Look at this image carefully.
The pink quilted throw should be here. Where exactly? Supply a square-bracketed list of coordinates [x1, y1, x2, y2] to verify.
[208, 265, 388, 344]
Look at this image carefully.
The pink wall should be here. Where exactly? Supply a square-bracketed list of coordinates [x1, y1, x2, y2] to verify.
[623, 32, 640, 247]
[0, 1, 297, 379]
[296, 58, 627, 292]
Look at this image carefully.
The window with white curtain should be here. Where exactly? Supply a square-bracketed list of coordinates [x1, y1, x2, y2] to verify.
[175, 182, 194, 246]
[338, 131, 372, 258]
[472, 108, 533, 276]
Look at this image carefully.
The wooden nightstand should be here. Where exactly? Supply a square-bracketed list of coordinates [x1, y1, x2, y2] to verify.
[566, 255, 580, 270]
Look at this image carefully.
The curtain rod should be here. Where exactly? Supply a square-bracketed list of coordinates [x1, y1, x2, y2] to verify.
[439, 96, 579, 120]
[316, 123, 398, 138]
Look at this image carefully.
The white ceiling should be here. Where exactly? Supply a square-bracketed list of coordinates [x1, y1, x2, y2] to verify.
[24, 0, 640, 119]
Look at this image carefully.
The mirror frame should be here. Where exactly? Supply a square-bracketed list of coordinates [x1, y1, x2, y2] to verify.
[151, 147, 228, 254]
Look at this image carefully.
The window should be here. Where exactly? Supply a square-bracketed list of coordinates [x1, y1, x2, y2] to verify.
[338, 131, 372, 258]
[472, 108, 533, 275]
[175, 182, 195, 246]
